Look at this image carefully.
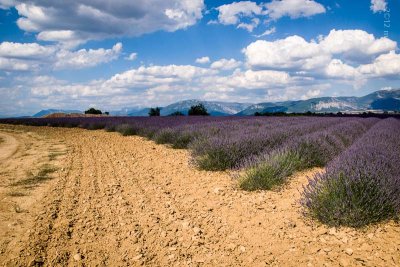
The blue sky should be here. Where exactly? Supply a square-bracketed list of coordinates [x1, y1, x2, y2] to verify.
[0, 0, 399, 116]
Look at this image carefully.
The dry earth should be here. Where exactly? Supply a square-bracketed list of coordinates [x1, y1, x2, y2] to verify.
[0, 124, 399, 267]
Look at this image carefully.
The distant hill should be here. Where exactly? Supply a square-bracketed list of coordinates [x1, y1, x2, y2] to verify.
[237, 89, 400, 115]
[120, 100, 251, 116]
[128, 108, 152, 116]
[33, 109, 82, 117]
[109, 107, 145, 116]
[160, 100, 252, 116]
[29, 89, 400, 118]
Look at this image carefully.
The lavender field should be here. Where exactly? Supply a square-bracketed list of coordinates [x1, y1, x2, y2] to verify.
[1, 116, 399, 227]
[302, 118, 400, 227]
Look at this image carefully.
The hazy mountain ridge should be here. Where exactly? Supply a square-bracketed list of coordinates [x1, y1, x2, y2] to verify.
[238, 89, 400, 115]
[160, 100, 252, 116]
[33, 109, 82, 117]
[27, 89, 400, 118]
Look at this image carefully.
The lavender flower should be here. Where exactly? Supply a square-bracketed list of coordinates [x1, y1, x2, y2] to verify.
[302, 118, 400, 227]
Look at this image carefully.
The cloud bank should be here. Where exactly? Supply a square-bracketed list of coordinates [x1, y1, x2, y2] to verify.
[213, 0, 325, 32]
[1, 0, 204, 46]
[2, 28, 398, 116]
[0, 42, 123, 71]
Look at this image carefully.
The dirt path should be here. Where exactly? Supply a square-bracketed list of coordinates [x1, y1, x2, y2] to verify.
[0, 132, 19, 161]
[0, 125, 67, 266]
[0, 124, 399, 266]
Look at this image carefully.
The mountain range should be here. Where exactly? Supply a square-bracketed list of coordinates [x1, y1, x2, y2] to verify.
[33, 109, 82, 117]
[160, 100, 251, 116]
[238, 89, 400, 115]
[31, 89, 400, 118]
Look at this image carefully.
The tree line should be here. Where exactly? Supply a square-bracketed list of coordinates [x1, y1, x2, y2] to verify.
[148, 104, 209, 116]
[84, 104, 210, 117]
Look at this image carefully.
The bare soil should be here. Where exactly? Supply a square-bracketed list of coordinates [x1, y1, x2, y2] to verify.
[0, 124, 399, 267]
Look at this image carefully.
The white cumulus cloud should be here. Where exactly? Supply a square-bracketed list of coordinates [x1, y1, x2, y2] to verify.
[0, 41, 123, 71]
[319, 29, 396, 60]
[125, 52, 138, 61]
[0, 0, 15, 9]
[214, 69, 292, 89]
[0, 42, 54, 71]
[325, 59, 360, 79]
[213, 0, 325, 32]
[370, 0, 387, 13]
[0, 41, 55, 59]
[4, 0, 204, 45]
[211, 58, 242, 70]
[104, 65, 217, 89]
[244, 29, 398, 72]
[55, 43, 122, 69]
[243, 36, 327, 70]
[265, 0, 326, 20]
[237, 18, 260, 32]
[216, 1, 263, 25]
[195, 56, 210, 64]
[243, 29, 399, 88]
[358, 51, 400, 77]
[0, 58, 34, 71]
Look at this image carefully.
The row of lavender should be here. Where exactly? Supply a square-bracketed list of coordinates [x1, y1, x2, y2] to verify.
[238, 118, 379, 190]
[154, 116, 327, 150]
[302, 118, 400, 227]
[0, 116, 240, 134]
[188, 117, 348, 170]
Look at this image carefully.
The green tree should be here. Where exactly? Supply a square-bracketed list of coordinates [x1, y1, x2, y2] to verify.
[188, 104, 209, 116]
[85, 108, 102, 115]
[148, 107, 161, 116]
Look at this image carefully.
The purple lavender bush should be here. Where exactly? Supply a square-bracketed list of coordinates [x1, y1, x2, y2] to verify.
[115, 123, 139, 136]
[154, 117, 307, 152]
[239, 118, 379, 191]
[190, 117, 345, 171]
[302, 118, 400, 227]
